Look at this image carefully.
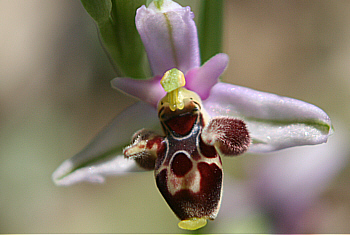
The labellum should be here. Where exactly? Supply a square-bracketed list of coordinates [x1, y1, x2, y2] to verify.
[124, 68, 250, 230]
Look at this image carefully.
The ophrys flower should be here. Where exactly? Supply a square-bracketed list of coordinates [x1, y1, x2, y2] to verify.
[52, 0, 332, 230]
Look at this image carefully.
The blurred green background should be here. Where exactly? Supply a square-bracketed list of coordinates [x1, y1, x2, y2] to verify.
[1, 0, 350, 233]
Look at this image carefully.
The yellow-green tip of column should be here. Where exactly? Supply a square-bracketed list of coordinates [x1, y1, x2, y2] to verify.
[178, 218, 207, 230]
[160, 68, 186, 111]
[160, 68, 185, 92]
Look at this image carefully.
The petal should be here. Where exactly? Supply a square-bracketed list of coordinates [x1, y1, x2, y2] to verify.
[111, 54, 229, 107]
[52, 155, 143, 186]
[136, 1, 200, 76]
[111, 75, 165, 108]
[203, 83, 332, 152]
[185, 53, 229, 100]
[52, 101, 160, 186]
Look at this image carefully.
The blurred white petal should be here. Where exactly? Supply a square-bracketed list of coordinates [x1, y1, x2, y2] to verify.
[52, 102, 160, 186]
[52, 155, 144, 186]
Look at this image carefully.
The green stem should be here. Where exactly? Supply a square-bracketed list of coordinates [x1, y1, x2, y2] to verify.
[198, 0, 224, 64]
[81, 0, 149, 78]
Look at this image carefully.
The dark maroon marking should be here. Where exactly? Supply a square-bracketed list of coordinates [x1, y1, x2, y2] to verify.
[171, 152, 193, 177]
[206, 118, 250, 156]
[200, 115, 205, 127]
[197, 162, 222, 195]
[135, 153, 156, 170]
[166, 133, 200, 161]
[154, 143, 167, 171]
[189, 148, 201, 161]
[199, 137, 217, 158]
[146, 137, 164, 150]
[132, 136, 165, 170]
[156, 169, 168, 195]
[156, 140, 167, 156]
[156, 162, 223, 220]
[165, 114, 197, 136]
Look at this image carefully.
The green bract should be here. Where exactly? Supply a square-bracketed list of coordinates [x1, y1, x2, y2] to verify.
[81, 0, 148, 78]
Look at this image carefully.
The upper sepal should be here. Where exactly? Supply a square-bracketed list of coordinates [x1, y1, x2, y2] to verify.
[136, 0, 200, 76]
[203, 82, 332, 152]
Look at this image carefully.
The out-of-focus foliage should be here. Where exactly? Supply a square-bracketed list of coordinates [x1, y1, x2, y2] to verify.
[198, 0, 224, 63]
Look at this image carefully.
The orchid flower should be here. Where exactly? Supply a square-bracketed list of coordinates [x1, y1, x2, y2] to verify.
[52, 0, 332, 230]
